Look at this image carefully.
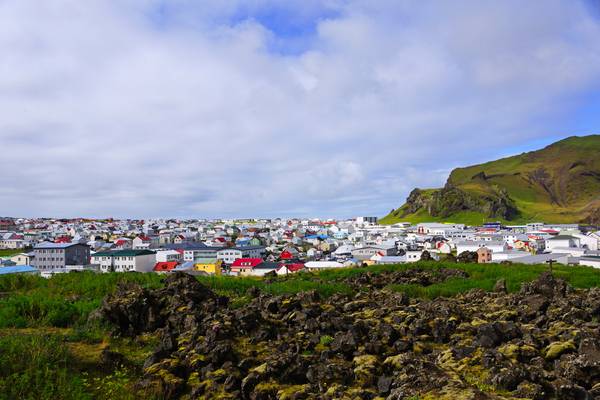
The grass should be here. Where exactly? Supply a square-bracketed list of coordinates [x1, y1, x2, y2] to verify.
[0, 249, 24, 258]
[0, 334, 90, 400]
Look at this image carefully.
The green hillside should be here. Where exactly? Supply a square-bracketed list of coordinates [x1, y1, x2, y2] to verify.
[381, 135, 600, 225]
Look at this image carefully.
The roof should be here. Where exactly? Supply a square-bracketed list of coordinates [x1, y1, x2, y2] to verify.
[163, 242, 212, 251]
[34, 242, 87, 249]
[221, 245, 266, 252]
[92, 249, 156, 257]
[0, 265, 38, 275]
[231, 258, 263, 268]
[547, 235, 577, 241]
[279, 263, 304, 272]
[153, 261, 179, 271]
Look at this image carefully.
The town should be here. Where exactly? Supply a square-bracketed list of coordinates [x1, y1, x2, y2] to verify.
[1, 216, 600, 278]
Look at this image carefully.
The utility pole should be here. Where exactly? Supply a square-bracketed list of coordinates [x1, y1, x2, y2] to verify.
[546, 258, 555, 275]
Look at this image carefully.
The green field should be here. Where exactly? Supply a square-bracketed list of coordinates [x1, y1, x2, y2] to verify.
[2, 262, 600, 399]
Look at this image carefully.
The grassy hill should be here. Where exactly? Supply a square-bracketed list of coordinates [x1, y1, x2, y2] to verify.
[381, 135, 600, 225]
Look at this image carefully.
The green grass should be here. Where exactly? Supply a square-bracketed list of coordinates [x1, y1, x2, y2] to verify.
[0, 249, 24, 258]
[0, 334, 90, 400]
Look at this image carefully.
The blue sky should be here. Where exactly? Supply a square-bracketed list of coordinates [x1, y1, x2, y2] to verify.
[0, 0, 599, 219]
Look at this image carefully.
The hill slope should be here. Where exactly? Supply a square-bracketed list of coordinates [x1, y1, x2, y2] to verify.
[381, 135, 600, 225]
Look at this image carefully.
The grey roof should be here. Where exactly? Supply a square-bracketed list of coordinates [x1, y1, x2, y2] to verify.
[164, 242, 211, 251]
[455, 240, 506, 246]
[34, 242, 87, 249]
[547, 235, 577, 241]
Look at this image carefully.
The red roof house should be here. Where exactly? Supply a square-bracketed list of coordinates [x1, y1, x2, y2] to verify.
[231, 258, 264, 274]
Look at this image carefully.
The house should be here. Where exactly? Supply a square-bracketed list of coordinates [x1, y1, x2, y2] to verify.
[351, 246, 396, 261]
[194, 259, 223, 275]
[0, 233, 24, 249]
[92, 249, 156, 273]
[132, 235, 155, 249]
[279, 247, 300, 260]
[455, 241, 508, 255]
[416, 223, 451, 235]
[0, 219, 16, 232]
[153, 261, 179, 273]
[155, 250, 182, 263]
[217, 246, 266, 264]
[276, 263, 305, 275]
[545, 235, 580, 251]
[10, 252, 34, 266]
[229, 258, 274, 276]
[32, 242, 90, 270]
[304, 261, 344, 270]
[112, 238, 131, 249]
[477, 247, 492, 263]
[164, 243, 224, 262]
[573, 234, 599, 251]
[491, 250, 530, 262]
[405, 250, 425, 263]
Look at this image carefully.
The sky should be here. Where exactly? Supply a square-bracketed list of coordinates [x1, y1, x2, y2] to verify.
[1, 0, 600, 219]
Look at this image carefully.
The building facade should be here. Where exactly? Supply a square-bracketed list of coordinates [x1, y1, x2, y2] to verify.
[92, 249, 156, 273]
[32, 242, 90, 270]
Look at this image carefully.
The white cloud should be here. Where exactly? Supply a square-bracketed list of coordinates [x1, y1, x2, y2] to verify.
[1, 0, 599, 218]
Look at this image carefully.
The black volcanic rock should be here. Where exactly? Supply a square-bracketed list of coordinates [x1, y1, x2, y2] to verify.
[93, 271, 600, 399]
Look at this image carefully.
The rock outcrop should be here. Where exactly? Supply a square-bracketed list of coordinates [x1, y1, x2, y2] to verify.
[93, 271, 600, 399]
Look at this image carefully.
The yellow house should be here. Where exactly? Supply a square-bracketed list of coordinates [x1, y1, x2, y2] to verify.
[194, 259, 223, 275]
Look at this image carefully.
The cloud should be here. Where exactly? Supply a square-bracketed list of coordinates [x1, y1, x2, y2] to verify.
[1, 0, 600, 218]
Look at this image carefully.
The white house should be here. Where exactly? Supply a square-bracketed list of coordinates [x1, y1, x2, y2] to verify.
[455, 240, 508, 255]
[91, 249, 156, 273]
[491, 250, 530, 262]
[304, 261, 344, 269]
[405, 250, 424, 263]
[351, 245, 396, 261]
[545, 235, 580, 251]
[155, 250, 182, 263]
[573, 234, 599, 251]
[10, 252, 34, 265]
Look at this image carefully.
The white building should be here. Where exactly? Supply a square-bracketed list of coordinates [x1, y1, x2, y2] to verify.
[91, 249, 156, 273]
[155, 250, 182, 263]
[305, 261, 344, 269]
[217, 246, 266, 264]
[10, 252, 34, 265]
[491, 250, 530, 262]
[455, 240, 508, 255]
[545, 235, 580, 251]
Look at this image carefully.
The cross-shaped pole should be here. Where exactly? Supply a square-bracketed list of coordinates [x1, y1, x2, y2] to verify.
[546, 258, 555, 275]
